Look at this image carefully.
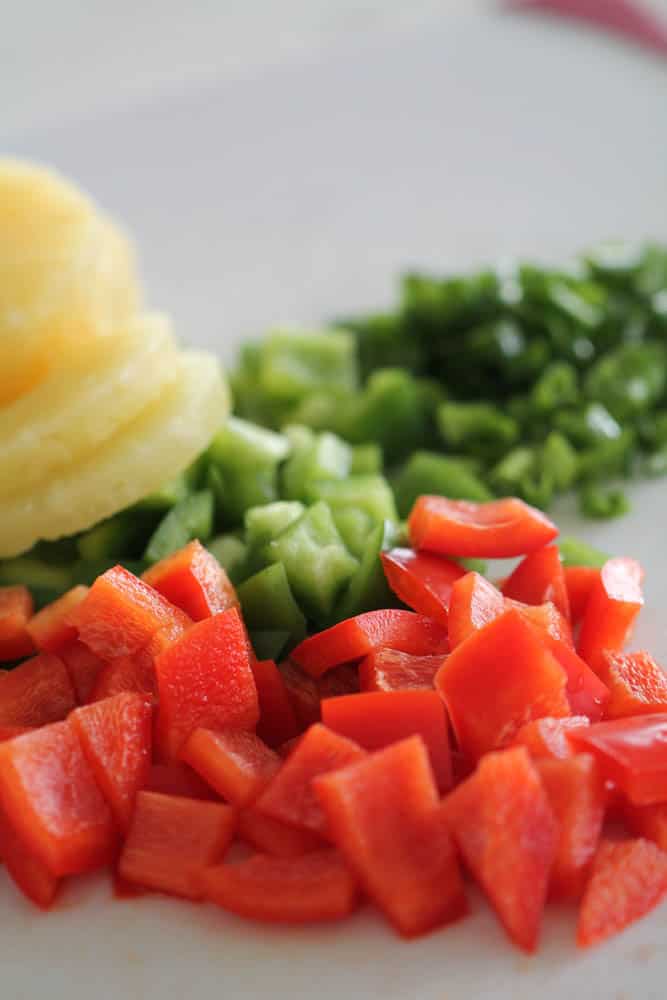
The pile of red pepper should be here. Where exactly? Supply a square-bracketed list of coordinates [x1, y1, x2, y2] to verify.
[0, 495, 666, 954]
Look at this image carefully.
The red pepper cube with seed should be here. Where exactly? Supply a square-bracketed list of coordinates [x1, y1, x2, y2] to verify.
[442, 746, 557, 953]
[321, 690, 452, 793]
[181, 728, 281, 807]
[436, 608, 570, 761]
[577, 838, 667, 948]
[26, 585, 88, 653]
[578, 558, 644, 674]
[408, 496, 558, 559]
[380, 548, 464, 627]
[155, 608, 259, 759]
[255, 723, 366, 838]
[0, 586, 35, 661]
[502, 545, 570, 620]
[596, 650, 667, 718]
[198, 849, 358, 924]
[142, 540, 238, 621]
[535, 753, 606, 900]
[70, 692, 153, 834]
[118, 790, 236, 899]
[315, 735, 467, 938]
[0, 720, 117, 877]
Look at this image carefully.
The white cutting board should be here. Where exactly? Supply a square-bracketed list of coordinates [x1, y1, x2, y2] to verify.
[1, 5, 667, 998]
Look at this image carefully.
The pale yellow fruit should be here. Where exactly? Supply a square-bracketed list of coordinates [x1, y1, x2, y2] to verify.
[0, 312, 180, 500]
[0, 159, 141, 404]
[0, 351, 230, 558]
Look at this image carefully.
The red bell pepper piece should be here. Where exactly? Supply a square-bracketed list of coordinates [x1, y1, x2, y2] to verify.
[447, 571, 505, 650]
[380, 548, 464, 627]
[0, 586, 35, 661]
[316, 663, 360, 700]
[92, 650, 157, 703]
[358, 648, 445, 693]
[546, 640, 610, 722]
[623, 800, 667, 851]
[251, 658, 299, 748]
[436, 608, 569, 760]
[144, 762, 218, 801]
[142, 540, 238, 621]
[502, 545, 570, 620]
[198, 849, 358, 924]
[321, 690, 452, 793]
[58, 640, 105, 704]
[442, 746, 557, 952]
[155, 608, 259, 759]
[316, 736, 467, 938]
[596, 650, 667, 719]
[26, 585, 88, 653]
[567, 714, 667, 806]
[514, 715, 590, 759]
[0, 811, 60, 909]
[181, 728, 281, 807]
[578, 558, 644, 673]
[0, 720, 116, 876]
[118, 791, 235, 899]
[70, 693, 153, 834]
[72, 565, 192, 660]
[277, 660, 321, 731]
[408, 496, 558, 559]
[255, 723, 365, 837]
[291, 609, 448, 680]
[577, 838, 667, 948]
[509, 598, 574, 647]
[236, 807, 325, 858]
[0, 652, 76, 727]
[564, 565, 599, 626]
[535, 754, 606, 899]
[0, 725, 34, 741]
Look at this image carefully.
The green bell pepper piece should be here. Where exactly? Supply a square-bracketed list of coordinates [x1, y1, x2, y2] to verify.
[558, 537, 609, 568]
[144, 490, 214, 563]
[307, 475, 398, 528]
[237, 562, 307, 646]
[350, 443, 383, 476]
[207, 534, 249, 585]
[208, 417, 290, 523]
[281, 426, 351, 501]
[257, 329, 358, 403]
[392, 451, 491, 519]
[578, 484, 630, 520]
[335, 520, 398, 621]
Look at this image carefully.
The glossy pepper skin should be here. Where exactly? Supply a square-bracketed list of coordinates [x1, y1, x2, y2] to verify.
[577, 558, 643, 674]
[568, 714, 667, 806]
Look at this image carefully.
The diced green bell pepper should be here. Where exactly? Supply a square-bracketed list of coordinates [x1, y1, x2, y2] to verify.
[306, 475, 398, 529]
[281, 426, 351, 501]
[134, 473, 190, 512]
[257, 329, 358, 403]
[392, 450, 491, 519]
[335, 520, 398, 621]
[144, 490, 214, 563]
[436, 401, 519, 456]
[237, 562, 307, 646]
[578, 484, 630, 520]
[558, 537, 609, 568]
[350, 443, 383, 476]
[207, 534, 249, 585]
[208, 417, 290, 524]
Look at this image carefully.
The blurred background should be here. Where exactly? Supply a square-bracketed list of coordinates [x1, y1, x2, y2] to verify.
[2, 0, 666, 355]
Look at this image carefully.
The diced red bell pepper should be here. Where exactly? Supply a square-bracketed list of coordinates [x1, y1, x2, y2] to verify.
[546, 640, 610, 722]
[578, 558, 644, 673]
[622, 801, 667, 852]
[256, 723, 365, 837]
[251, 658, 299, 748]
[277, 661, 321, 731]
[181, 728, 281, 807]
[447, 572, 505, 650]
[72, 565, 192, 660]
[0, 720, 116, 876]
[567, 714, 667, 806]
[142, 540, 238, 621]
[198, 849, 358, 924]
[380, 548, 465, 627]
[577, 838, 667, 948]
[144, 762, 218, 801]
[436, 608, 569, 761]
[316, 736, 467, 938]
[278, 736, 302, 758]
[535, 754, 606, 900]
[0, 725, 34, 741]
[596, 650, 667, 719]
[565, 566, 600, 626]
[359, 648, 445, 693]
[118, 790, 235, 899]
[236, 806, 325, 858]
[442, 746, 557, 952]
[26, 585, 88, 653]
[58, 640, 105, 704]
[509, 599, 574, 647]
[408, 496, 558, 559]
[70, 693, 153, 834]
[502, 545, 570, 620]
[0, 653, 76, 727]
[514, 715, 591, 759]
[0, 811, 60, 909]
[317, 663, 360, 700]
[0, 586, 35, 661]
[321, 690, 452, 793]
[92, 650, 157, 703]
[155, 608, 259, 759]
[291, 610, 448, 680]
